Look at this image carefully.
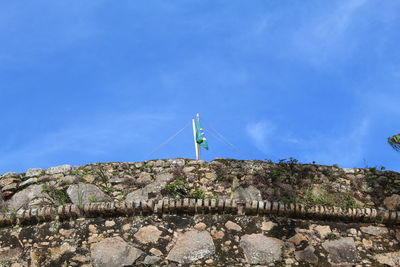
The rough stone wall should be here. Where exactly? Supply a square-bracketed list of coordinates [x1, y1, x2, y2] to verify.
[0, 159, 399, 266]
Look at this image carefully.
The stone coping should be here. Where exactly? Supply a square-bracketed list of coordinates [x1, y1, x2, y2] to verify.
[0, 198, 399, 227]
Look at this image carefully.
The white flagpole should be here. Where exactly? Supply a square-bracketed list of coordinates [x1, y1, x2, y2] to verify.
[192, 114, 200, 160]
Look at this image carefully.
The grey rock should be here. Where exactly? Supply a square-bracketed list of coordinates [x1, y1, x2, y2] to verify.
[6, 184, 49, 210]
[46, 164, 73, 175]
[322, 237, 360, 264]
[19, 178, 38, 188]
[67, 183, 111, 205]
[295, 245, 318, 264]
[90, 237, 143, 267]
[167, 230, 215, 264]
[383, 194, 400, 210]
[25, 168, 43, 177]
[374, 251, 400, 267]
[233, 185, 262, 202]
[143, 255, 161, 264]
[134, 225, 162, 244]
[126, 188, 148, 202]
[60, 175, 78, 185]
[343, 168, 356, 174]
[239, 234, 283, 264]
[360, 226, 388, 236]
[126, 172, 174, 202]
[1, 172, 18, 178]
[136, 172, 153, 184]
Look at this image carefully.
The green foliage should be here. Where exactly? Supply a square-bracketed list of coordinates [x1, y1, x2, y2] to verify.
[332, 164, 340, 168]
[302, 189, 361, 209]
[89, 195, 97, 203]
[278, 157, 299, 165]
[41, 183, 70, 205]
[270, 169, 281, 182]
[324, 232, 339, 240]
[52, 189, 70, 205]
[41, 183, 50, 192]
[165, 178, 189, 198]
[388, 133, 400, 152]
[190, 188, 206, 199]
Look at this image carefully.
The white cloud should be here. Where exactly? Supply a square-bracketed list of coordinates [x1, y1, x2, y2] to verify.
[246, 121, 276, 154]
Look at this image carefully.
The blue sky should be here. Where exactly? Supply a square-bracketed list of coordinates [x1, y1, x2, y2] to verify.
[1, 1, 400, 173]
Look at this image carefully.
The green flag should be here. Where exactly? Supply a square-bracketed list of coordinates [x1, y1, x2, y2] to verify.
[195, 118, 209, 150]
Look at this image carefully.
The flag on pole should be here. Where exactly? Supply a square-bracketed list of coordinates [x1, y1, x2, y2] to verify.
[195, 118, 209, 150]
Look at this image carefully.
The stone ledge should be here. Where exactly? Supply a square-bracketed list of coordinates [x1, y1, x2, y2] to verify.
[0, 198, 399, 228]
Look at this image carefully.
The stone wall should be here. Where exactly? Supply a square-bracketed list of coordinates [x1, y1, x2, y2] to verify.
[0, 159, 399, 266]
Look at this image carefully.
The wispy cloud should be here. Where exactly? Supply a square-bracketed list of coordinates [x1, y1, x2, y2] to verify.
[246, 120, 276, 154]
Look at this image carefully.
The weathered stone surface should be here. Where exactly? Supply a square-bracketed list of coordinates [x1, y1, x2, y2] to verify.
[225, 221, 242, 232]
[90, 237, 143, 267]
[46, 164, 72, 175]
[48, 243, 76, 261]
[167, 230, 215, 264]
[383, 194, 400, 210]
[136, 172, 153, 184]
[25, 168, 43, 177]
[60, 175, 78, 185]
[67, 183, 111, 205]
[19, 178, 38, 188]
[126, 188, 148, 202]
[6, 184, 49, 210]
[233, 185, 262, 202]
[313, 225, 331, 239]
[374, 251, 400, 267]
[322, 237, 359, 264]
[143, 255, 160, 264]
[0, 178, 18, 188]
[2, 183, 18, 191]
[2, 172, 18, 178]
[288, 233, 307, 246]
[295, 245, 318, 264]
[239, 234, 283, 264]
[360, 226, 388, 236]
[261, 221, 277, 231]
[134, 225, 162, 244]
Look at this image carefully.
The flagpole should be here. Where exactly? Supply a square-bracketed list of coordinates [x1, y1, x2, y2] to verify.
[192, 115, 200, 160]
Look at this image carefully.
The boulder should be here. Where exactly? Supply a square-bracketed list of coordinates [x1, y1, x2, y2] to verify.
[25, 168, 43, 177]
[360, 226, 388, 236]
[225, 221, 242, 232]
[322, 237, 359, 264]
[374, 251, 400, 267]
[383, 194, 400, 210]
[90, 237, 143, 267]
[46, 165, 72, 175]
[134, 225, 162, 244]
[67, 183, 111, 205]
[239, 234, 283, 264]
[233, 185, 262, 202]
[295, 245, 318, 264]
[167, 230, 215, 264]
[6, 184, 49, 210]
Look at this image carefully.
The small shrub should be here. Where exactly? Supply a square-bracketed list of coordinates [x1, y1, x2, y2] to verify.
[165, 178, 189, 198]
[190, 189, 206, 199]
[324, 232, 339, 240]
[53, 189, 70, 205]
